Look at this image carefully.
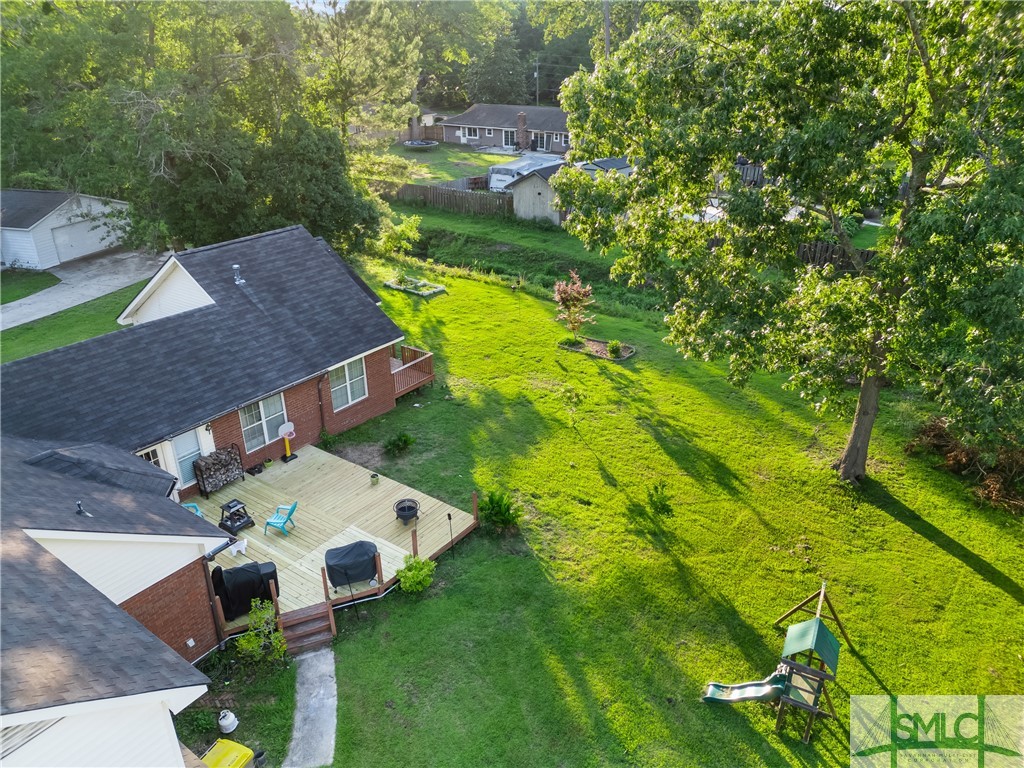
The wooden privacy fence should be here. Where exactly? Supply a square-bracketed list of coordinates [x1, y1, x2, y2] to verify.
[797, 242, 876, 273]
[391, 184, 513, 216]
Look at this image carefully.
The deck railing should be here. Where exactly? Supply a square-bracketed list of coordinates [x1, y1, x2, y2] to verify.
[392, 345, 434, 397]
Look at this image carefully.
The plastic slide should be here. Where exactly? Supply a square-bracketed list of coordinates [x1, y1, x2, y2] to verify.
[701, 668, 788, 704]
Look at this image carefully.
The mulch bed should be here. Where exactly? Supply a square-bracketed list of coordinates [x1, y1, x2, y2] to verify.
[558, 337, 635, 361]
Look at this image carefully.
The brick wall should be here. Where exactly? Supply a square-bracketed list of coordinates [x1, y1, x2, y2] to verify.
[120, 559, 219, 663]
[208, 347, 398, 471]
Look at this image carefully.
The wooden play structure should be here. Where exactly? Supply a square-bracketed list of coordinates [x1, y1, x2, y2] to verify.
[773, 582, 850, 742]
[702, 582, 850, 744]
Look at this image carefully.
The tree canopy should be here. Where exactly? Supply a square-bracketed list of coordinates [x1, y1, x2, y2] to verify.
[467, 31, 530, 105]
[556, 1, 1024, 481]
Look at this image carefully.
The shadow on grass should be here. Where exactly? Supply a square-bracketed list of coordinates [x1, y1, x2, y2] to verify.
[861, 478, 1024, 605]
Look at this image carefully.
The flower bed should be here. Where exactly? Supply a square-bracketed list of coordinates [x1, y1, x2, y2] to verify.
[557, 337, 635, 361]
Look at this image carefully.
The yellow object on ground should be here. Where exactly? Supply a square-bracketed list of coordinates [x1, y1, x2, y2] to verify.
[201, 739, 254, 768]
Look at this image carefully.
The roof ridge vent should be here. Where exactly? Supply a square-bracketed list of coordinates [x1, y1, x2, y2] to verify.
[232, 264, 245, 286]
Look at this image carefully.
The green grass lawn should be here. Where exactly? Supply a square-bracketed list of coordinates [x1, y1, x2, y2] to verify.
[0, 280, 146, 363]
[322, 262, 1022, 767]
[387, 143, 511, 184]
[1, 269, 60, 304]
[851, 225, 885, 250]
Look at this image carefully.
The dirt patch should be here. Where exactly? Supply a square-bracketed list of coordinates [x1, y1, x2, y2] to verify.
[558, 337, 636, 361]
[333, 442, 385, 467]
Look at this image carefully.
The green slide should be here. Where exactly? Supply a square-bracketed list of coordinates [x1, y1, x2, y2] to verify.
[701, 666, 789, 704]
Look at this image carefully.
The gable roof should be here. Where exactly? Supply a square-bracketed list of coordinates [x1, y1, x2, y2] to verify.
[1, 226, 403, 451]
[1, 436, 220, 716]
[445, 104, 568, 134]
[1, 189, 72, 229]
[505, 161, 565, 189]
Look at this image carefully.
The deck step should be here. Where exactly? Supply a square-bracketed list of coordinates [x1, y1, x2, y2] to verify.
[285, 618, 332, 642]
[279, 603, 330, 627]
[285, 628, 333, 653]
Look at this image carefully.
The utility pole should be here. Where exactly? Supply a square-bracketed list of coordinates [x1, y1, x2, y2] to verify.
[534, 58, 540, 105]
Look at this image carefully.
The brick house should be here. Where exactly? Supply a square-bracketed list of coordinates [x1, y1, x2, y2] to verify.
[1, 225, 433, 500]
[0, 226, 434, 765]
[0, 436, 230, 767]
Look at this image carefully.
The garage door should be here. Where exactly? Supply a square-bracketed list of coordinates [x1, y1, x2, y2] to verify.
[51, 219, 110, 263]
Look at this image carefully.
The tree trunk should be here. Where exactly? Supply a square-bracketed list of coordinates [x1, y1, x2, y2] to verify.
[834, 374, 882, 483]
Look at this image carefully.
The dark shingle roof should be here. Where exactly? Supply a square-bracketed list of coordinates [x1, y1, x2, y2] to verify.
[25, 443, 177, 497]
[505, 162, 565, 189]
[1, 226, 403, 450]
[445, 104, 568, 134]
[1, 436, 220, 715]
[1, 189, 72, 229]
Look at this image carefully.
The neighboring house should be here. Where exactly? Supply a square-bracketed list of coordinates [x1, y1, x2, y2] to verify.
[0, 189, 127, 270]
[442, 104, 570, 154]
[1, 225, 433, 500]
[488, 154, 563, 193]
[506, 162, 566, 225]
[577, 157, 634, 178]
[0, 435, 229, 767]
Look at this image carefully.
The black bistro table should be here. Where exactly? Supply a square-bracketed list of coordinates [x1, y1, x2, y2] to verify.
[219, 498, 255, 535]
[394, 498, 420, 526]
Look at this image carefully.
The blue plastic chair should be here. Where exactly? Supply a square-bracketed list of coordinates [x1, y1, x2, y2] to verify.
[264, 501, 298, 536]
[181, 502, 203, 518]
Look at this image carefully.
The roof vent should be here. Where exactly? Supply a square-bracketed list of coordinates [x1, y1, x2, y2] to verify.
[75, 500, 93, 518]
[232, 264, 245, 286]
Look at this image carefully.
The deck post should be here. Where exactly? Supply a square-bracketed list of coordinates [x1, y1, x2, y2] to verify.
[213, 595, 227, 633]
[325, 602, 337, 638]
[269, 579, 282, 631]
[374, 553, 384, 595]
[472, 491, 479, 523]
[411, 528, 419, 557]
[321, 566, 332, 602]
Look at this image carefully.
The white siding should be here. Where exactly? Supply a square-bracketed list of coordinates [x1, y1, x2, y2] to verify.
[513, 176, 560, 225]
[50, 219, 112, 263]
[0, 230, 39, 268]
[2, 700, 185, 768]
[126, 261, 214, 325]
[28, 535, 210, 604]
[28, 225, 59, 270]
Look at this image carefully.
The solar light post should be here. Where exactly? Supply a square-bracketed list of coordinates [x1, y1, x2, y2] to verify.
[447, 512, 455, 559]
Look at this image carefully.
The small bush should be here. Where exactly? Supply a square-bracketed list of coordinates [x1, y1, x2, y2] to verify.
[319, 428, 342, 452]
[479, 490, 523, 529]
[173, 708, 217, 747]
[647, 480, 673, 517]
[606, 340, 622, 358]
[384, 432, 415, 457]
[396, 555, 436, 593]
[235, 599, 286, 667]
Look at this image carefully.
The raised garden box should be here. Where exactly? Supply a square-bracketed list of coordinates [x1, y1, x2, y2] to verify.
[385, 277, 446, 297]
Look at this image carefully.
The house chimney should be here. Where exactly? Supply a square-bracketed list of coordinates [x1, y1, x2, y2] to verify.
[517, 111, 529, 152]
[232, 264, 245, 285]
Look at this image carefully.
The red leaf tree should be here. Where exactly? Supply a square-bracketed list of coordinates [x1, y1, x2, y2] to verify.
[554, 270, 595, 341]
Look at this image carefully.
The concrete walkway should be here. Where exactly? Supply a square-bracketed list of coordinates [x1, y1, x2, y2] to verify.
[282, 647, 337, 768]
[1, 249, 166, 330]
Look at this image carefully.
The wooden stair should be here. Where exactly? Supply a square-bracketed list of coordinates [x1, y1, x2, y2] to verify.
[279, 603, 335, 654]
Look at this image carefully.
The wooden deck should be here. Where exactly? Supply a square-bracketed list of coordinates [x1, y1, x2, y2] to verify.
[193, 447, 476, 632]
[391, 345, 434, 397]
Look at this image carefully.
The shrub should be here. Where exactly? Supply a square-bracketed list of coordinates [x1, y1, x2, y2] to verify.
[479, 490, 523, 529]
[384, 432, 415, 457]
[606, 340, 622, 358]
[235, 599, 286, 667]
[647, 480, 673, 517]
[319, 428, 341, 452]
[396, 555, 436, 593]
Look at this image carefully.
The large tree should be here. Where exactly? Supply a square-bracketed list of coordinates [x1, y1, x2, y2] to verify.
[467, 31, 530, 105]
[556, 1, 1024, 482]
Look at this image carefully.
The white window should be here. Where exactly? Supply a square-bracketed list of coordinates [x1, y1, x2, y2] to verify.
[503, 129, 517, 148]
[171, 431, 201, 486]
[465, 127, 479, 139]
[139, 448, 161, 469]
[485, 128, 493, 137]
[239, 393, 287, 453]
[330, 358, 368, 411]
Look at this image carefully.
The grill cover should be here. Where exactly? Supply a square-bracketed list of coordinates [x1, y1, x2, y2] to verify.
[211, 561, 279, 620]
[325, 541, 378, 587]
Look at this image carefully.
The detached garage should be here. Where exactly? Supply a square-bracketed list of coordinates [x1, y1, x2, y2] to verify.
[1, 189, 127, 270]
